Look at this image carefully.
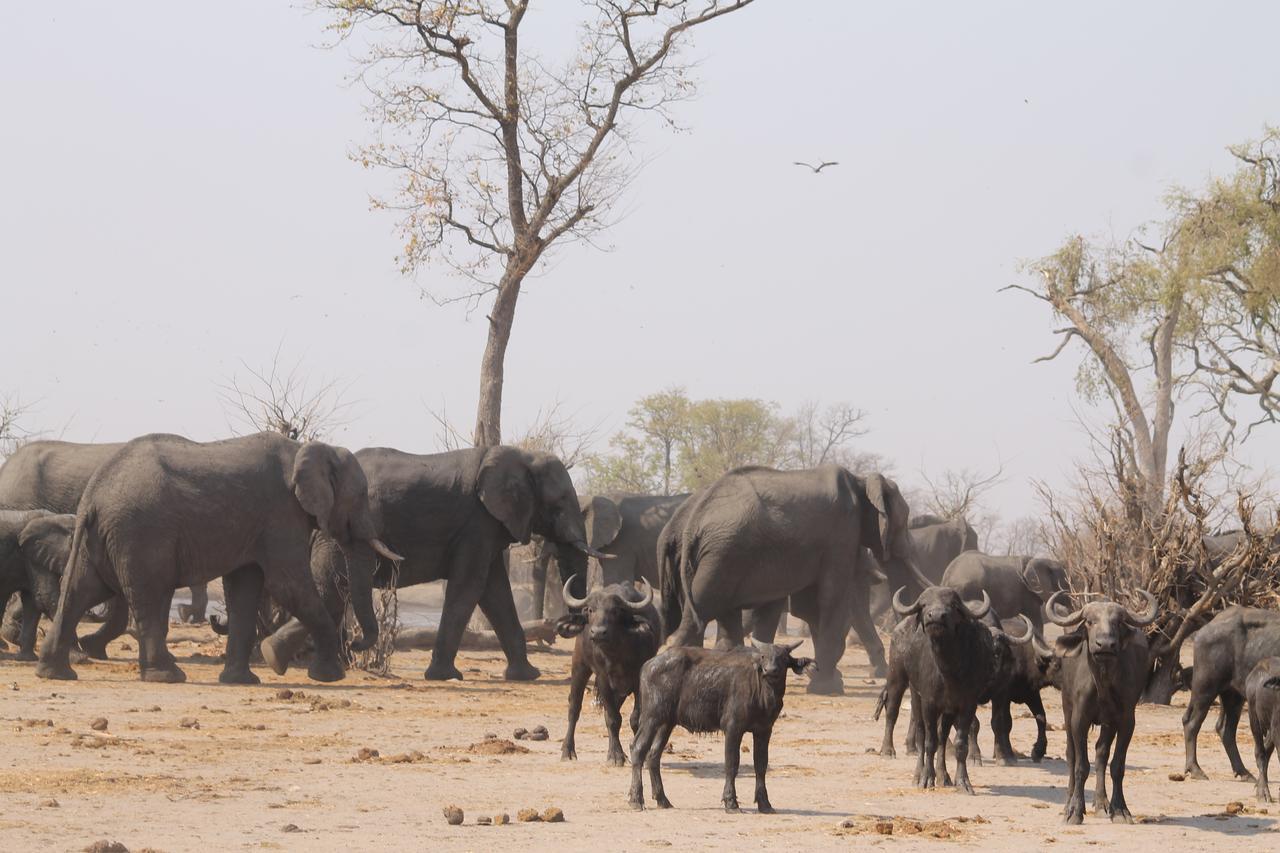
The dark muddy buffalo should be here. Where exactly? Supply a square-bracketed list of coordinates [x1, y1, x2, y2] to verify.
[627, 641, 814, 813]
[1246, 657, 1280, 803]
[881, 586, 1028, 793]
[558, 577, 660, 765]
[986, 613, 1056, 764]
[1182, 607, 1280, 781]
[1048, 589, 1157, 825]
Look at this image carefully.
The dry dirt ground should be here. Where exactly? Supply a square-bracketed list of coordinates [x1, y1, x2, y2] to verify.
[0, 624, 1275, 852]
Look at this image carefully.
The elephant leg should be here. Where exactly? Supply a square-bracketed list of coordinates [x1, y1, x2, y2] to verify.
[747, 599, 785, 644]
[0, 592, 20, 646]
[264, 570, 345, 684]
[714, 609, 745, 651]
[219, 565, 264, 685]
[179, 583, 209, 624]
[36, 560, 114, 681]
[426, 543, 490, 681]
[78, 597, 128, 660]
[476, 550, 539, 681]
[16, 590, 41, 661]
[807, 573, 851, 694]
[131, 585, 185, 684]
[846, 577, 886, 677]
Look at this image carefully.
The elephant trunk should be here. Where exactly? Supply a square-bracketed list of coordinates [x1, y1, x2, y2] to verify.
[344, 544, 381, 653]
[554, 540, 589, 603]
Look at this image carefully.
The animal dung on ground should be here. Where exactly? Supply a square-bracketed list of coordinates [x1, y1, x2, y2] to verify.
[514, 725, 548, 741]
[476, 816, 492, 826]
[493, 813, 510, 826]
[1168, 772, 1185, 781]
[83, 842, 129, 853]
[541, 807, 564, 822]
[467, 738, 529, 755]
[517, 808, 541, 822]
[355, 747, 380, 761]
[443, 805, 464, 825]
[39, 798, 59, 808]
[90, 717, 108, 731]
[178, 716, 199, 729]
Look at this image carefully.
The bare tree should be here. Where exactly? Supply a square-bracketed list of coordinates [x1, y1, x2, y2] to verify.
[788, 401, 869, 469]
[507, 399, 601, 469]
[0, 394, 33, 459]
[916, 463, 1005, 521]
[321, 1, 757, 447]
[219, 346, 354, 441]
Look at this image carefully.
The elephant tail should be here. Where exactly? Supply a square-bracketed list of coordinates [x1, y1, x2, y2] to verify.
[873, 686, 887, 721]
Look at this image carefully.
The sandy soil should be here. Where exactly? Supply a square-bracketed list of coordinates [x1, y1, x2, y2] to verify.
[0, 626, 1275, 852]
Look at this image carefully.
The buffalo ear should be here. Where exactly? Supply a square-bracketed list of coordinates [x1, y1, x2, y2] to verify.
[478, 447, 536, 544]
[1055, 631, 1086, 658]
[584, 496, 622, 551]
[292, 442, 338, 537]
[790, 657, 816, 675]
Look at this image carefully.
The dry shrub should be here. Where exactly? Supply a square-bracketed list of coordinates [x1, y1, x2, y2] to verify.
[342, 557, 400, 676]
[1039, 438, 1280, 702]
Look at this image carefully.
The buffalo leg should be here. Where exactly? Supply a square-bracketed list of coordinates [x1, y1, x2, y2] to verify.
[991, 697, 1015, 765]
[879, 679, 907, 758]
[936, 713, 954, 788]
[954, 710, 976, 794]
[1252, 712, 1273, 803]
[1182, 684, 1219, 780]
[1063, 716, 1089, 825]
[906, 703, 921, 755]
[1092, 723, 1115, 815]
[648, 723, 675, 809]
[1218, 692, 1254, 781]
[918, 704, 939, 790]
[1027, 692, 1048, 762]
[218, 565, 263, 685]
[1109, 712, 1135, 823]
[628, 721, 655, 809]
[600, 686, 627, 767]
[561, 658, 590, 761]
[753, 730, 773, 813]
[722, 726, 744, 812]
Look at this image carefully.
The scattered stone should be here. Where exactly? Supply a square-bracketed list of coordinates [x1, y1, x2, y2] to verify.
[525, 725, 548, 742]
[39, 798, 59, 808]
[493, 813, 510, 826]
[178, 716, 199, 729]
[83, 842, 128, 853]
[443, 805, 464, 825]
[541, 807, 564, 823]
[281, 824, 301, 833]
[476, 816, 492, 826]
[275, 689, 294, 700]
[90, 718, 108, 732]
[382, 750, 427, 764]
[1226, 801, 1246, 815]
[837, 818, 857, 829]
[513, 727, 528, 740]
[355, 747, 380, 761]
[1168, 772, 1185, 782]
[517, 808, 541, 822]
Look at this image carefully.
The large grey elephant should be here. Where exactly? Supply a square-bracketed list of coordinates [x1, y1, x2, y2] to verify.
[260, 445, 600, 683]
[939, 551, 1068, 631]
[866, 513, 979, 622]
[0, 510, 58, 659]
[36, 432, 399, 684]
[658, 465, 922, 694]
[528, 492, 689, 618]
[0, 439, 210, 625]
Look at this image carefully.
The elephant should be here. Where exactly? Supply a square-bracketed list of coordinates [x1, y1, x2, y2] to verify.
[0, 510, 57, 660]
[36, 432, 400, 684]
[0, 439, 210, 628]
[528, 492, 689, 618]
[658, 465, 923, 694]
[259, 445, 601, 683]
[866, 513, 979, 623]
[939, 551, 1069, 632]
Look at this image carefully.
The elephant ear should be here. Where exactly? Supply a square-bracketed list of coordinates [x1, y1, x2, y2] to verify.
[860, 473, 910, 563]
[292, 442, 338, 537]
[478, 447, 536, 544]
[18, 515, 76, 577]
[1020, 558, 1045, 594]
[585, 496, 622, 551]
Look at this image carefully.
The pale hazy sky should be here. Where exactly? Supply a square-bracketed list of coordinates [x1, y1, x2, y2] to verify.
[4, 1, 1278, 522]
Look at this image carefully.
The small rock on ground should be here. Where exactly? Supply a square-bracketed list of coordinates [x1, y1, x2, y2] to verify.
[443, 806, 464, 825]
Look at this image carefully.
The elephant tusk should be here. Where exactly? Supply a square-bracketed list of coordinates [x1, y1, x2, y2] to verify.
[370, 538, 404, 563]
[573, 540, 616, 560]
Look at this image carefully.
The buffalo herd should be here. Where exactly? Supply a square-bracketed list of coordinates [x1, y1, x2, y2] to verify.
[5, 440, 1280, 825]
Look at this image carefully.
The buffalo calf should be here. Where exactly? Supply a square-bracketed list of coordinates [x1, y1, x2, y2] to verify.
[627, 641, 814, 813]
[558, 577, 660, 765]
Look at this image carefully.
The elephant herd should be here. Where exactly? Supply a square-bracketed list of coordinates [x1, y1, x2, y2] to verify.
[1, 432, 1070, 695]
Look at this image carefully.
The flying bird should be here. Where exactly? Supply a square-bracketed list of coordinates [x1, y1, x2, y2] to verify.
[793, 160, 838, 174]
